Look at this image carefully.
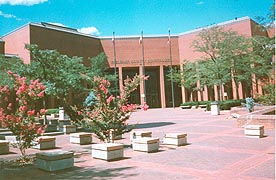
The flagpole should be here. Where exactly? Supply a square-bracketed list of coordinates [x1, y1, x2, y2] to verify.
[112, 32, 118, 96]
[141, 31, 146, 103]
[168, 28, 175, 108]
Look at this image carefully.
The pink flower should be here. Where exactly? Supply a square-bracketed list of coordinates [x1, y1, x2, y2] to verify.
[19, 106, 27, 112]
[140, 102, 149, 111]
[106, 95, 114, 104]
[37, 91, 44, 97]
[36, 127, 45, 135]
[40, 109, 47, 114]
[121, 105, 128, 112]
[27, 110, 35, 116]
[77, 111, 82, 115]
[144, 75, 150, 80]
[7, 70, 12, 75]
[100, 84, 108, 94]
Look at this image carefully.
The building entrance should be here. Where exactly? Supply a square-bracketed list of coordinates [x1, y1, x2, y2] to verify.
[145, 67, 161, 108]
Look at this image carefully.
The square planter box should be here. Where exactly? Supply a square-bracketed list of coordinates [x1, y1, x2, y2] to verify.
[244, 125, 264, 138]
[58, 120, 71, 127]
[0, 140, 9, 154]
[132, 137, 159, 152]
[130, 131, 152, 142]
[163, 133, 187, 146]
[59, 125, 76, 134]
[36, 150, 74, 172]
[45, 124, 57, 132]
[33, 136, 56, 150]
[92, 143, 124, 161]
[70, 132, 92, 145]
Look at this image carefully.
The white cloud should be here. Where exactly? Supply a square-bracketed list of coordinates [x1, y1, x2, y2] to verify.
[196, 1, 204, 5]
[78, 26, 100, 36]
[0, 10, 21, 20]
[0, 0, 47, 6]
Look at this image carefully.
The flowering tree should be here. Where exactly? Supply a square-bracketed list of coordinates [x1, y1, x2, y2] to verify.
[0, 71, 47, 161]
[81, 74, 149, 143]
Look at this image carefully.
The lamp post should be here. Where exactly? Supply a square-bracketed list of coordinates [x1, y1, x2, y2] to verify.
[112, 32, 118, 96]
[168, 28, 175, 108]
[140, 31, 146, 103]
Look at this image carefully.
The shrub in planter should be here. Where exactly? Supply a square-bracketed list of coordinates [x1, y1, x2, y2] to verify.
[46, 108, 59, 115]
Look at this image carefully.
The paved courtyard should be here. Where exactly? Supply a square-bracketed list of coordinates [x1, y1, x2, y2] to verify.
[0, 108, 275, 180]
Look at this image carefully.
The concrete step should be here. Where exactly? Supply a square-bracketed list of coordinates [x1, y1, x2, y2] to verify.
[0, 128, 10, 132]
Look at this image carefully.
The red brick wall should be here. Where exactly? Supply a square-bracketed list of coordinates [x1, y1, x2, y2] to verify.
[30, 25, 102, 65]
[178, 18, 253, 62]
[101, 36, 179, 68]
[2, 25, 30, 63]
[0, 40, 4, 54]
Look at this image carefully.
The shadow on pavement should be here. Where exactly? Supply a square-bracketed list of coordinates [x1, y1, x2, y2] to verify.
[133, 122, 175, 129]
[0, 164, 138, 179]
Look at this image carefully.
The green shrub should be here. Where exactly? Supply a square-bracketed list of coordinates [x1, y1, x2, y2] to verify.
[46, 108, 59, 114]
[181, 99, 244, 110]
[180, 101, 198, 107]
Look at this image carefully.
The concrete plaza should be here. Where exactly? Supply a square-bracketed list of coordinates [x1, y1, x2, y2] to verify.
[0, 108, 275, 180]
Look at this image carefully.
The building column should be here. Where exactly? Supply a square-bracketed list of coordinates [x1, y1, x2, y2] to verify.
[252, 73, 257, 98]
[197, 80, 202, 101]
[118, 67, 123, 94]
[203, 85, 208, 101]
[139, 65, 146, 105]
[232, 79, 238, 100]
[238, 82, 243, 99]
[257, 80, 263, 95]
[180, 64, 186, 103]
[159, 65, 166, 108]
[221, 84, 226, 100]
[214, 84, 219, 101]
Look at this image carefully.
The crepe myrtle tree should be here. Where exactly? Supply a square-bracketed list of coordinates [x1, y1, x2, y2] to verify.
[0, 71, 47, 162]
[79, 74, 149, 143]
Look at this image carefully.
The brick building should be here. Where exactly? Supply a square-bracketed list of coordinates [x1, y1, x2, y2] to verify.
[1, 16, 274, 108]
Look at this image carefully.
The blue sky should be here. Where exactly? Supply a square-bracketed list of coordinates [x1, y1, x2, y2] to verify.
[0, 0, 273, 37]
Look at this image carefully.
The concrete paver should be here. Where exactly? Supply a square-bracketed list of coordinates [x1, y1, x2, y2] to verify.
[0, 108, 275, 180]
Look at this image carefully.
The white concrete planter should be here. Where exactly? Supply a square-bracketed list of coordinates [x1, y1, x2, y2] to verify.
[33, 136, 56, 150]
[0, 140, 9, 154]
[130, 131, 152, 143]
[163, 133, 187, 146]
[92, 143, 124, 161]
[244, 125, 264, 138]
[60, 125, 76, 134]
[132, 137, 159, 152]
[36, 150, 74, 172]
[70, 132, 92, 145]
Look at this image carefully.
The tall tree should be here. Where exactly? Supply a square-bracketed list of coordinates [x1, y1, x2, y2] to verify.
[191, 26, 252, 100]
[23, 44, 88, 111]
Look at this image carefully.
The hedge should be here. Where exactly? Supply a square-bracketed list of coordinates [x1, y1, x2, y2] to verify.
[46, 108, 59, 114]
[181, 99, 245, 110]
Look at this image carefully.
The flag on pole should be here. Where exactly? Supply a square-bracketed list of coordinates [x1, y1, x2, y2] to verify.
[139, 35, 142, 45]
[112, 32, 115, 44]
[168, 28, 171, 44]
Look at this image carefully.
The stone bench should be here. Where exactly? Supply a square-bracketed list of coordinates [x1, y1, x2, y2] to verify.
[163, 133, 187, 146]
[33, 136, 56, 150]
[0, 140, 9, 154]
[59, 125, 76, 134]
[36, 150, 74, 171]
[132, 137, 159, 152]
[130, 131, 152, 143]
[92, 143, 124, 161]
[70, 132, 92, 145]
[244, 125, 264, 138]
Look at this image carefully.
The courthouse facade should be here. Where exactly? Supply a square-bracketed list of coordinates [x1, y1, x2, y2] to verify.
[1, 16, 274, 108]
